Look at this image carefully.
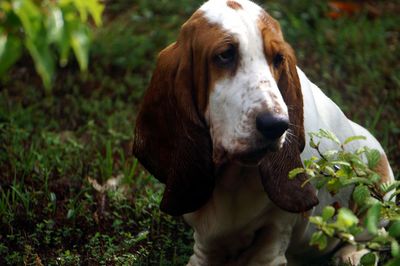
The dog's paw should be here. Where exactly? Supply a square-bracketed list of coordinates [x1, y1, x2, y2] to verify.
[333, 245, 377, 266]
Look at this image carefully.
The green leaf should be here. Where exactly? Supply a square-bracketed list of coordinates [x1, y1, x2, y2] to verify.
[368, 242, 381, 251]
[322, 206, 335, 221]
[47, 7, 70, 66]
[341, 177, 373, 186]
[12, 0, 55, 89]
[348, 153, 367, 169]
[389, 190, 400, 202]
[68, 21, 90, 71]
[315, 178, 328, 189]
[336, 165, 352, 178]
[310, 231, 328, 250]
[369, 173, 381, 184]
[0, 33, 22, 76]
[392, 240, 400, 258]
[309, 137, 319, 149]
[323, 150, 338, 159]
[309, 216, 324, 226]
[355, 146, 367, 155]
[47, 7, 64, 43]
[330, 160, 352, 167]
[365, 148, 381, 169]
[365, 203, 381, 235]
[289, 168, 305, 179]
[360, 252, 376, 266]
[340, 232, 356, 243]
[365, 197, 380, 206]
[326, 178, 342, 194]
[319, 129, 341, 145]
[349, 225, 363, 236]
[60, 0, 88, 22]
[389, 221, 400, 238]
[67, 209, 75, 219]
[343, 135, 366, 145]
[85, 0, 104, 26]
[385, 257, 400, 266]
[25, 37, 54, 90]
[381, 181, 400, 194]
[336, 208, 359, 229]
[134, 230, 149, 244]
[321, 225, 335, 237]
[49, 192, 57, 202]
[12, 0, 42, 38]
[352, 185, 371, 206]
[323, 166, 336, 176]
[303, 158, 314, 168]
[305, 168, 316, 178]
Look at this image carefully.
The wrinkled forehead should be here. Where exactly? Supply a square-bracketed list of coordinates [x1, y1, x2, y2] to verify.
[200, 0, 261, 31]
[198, 0, 278, 46]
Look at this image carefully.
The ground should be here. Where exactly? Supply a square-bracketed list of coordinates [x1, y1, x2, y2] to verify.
[0, 0, 399, 265]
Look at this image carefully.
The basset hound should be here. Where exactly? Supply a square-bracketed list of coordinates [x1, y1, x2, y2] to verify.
[133, 0, 395, 265]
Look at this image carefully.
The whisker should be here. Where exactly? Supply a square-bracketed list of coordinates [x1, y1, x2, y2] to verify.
[285, 129, 300, 146]
[285, 134, 293, 145]
[288, 122, 300, 129]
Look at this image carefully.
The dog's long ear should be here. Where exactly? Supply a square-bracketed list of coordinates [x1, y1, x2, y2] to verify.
[260, 35, 319, 212]
[133, 29, 214, 216]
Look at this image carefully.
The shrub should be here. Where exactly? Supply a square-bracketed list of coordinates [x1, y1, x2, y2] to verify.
[0, 0, 104, 91]
[290, 129, 400, 265]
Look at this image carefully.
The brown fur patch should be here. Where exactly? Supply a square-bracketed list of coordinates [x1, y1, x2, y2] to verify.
[257, 11, 284, 82]
[350, 153, 392, 215]
[374, 154, 392, 183]
[257, 11, 305, 150]
[257, 10, 317, 212]
[179, 11, 239, 115]
[133, 11, 241, 215]
[227, 0, 243, 10]
[258, 11, 282, 34]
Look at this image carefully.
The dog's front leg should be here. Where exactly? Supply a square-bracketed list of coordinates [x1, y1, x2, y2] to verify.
[333, 245, 377, 266]
[187, 231, 230, 266]
[236, 215, 296, 266]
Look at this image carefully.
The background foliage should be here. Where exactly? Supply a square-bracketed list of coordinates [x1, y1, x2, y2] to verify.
[0, 0, 103, 91]
[0, 0, 399, 265]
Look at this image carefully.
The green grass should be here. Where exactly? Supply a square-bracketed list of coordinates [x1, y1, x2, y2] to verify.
[0, 0, 399, 265]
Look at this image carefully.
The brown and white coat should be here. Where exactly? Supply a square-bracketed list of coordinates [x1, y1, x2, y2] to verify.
[133, 0, 394, 265]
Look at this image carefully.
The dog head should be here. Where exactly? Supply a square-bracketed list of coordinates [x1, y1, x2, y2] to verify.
[133, 0, 318, 215]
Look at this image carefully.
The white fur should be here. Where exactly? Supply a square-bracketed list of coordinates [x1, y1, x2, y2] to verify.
[184, 1, 395, 265]
[201, 0, 289, 159]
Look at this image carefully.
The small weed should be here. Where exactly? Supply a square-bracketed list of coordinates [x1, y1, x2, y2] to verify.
[55, 250, 81, 266]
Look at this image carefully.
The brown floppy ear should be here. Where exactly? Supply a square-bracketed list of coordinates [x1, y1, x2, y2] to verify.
[260, 42, 319, 213]
[133, 39, 214, 216]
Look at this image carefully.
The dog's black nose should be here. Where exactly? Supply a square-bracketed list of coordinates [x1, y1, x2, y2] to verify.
[256, 113, 289, 140]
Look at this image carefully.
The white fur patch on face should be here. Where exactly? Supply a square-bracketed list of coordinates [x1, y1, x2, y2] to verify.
[200, 0, 289, 162]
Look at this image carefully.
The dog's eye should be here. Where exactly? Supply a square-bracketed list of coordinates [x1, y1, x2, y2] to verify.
[215, 45, 236, 67]
[273, 53, 284, 68]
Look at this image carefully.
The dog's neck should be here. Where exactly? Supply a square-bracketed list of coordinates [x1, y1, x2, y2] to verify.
[184, 162, 274, 234]
[214, 163, 261, 192]
[184, 162, 297, 265]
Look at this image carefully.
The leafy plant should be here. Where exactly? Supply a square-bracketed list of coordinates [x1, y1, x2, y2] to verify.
[290, 129, 400, 265]
[0, 0, 398, 264]
[0, 0, 104, 91]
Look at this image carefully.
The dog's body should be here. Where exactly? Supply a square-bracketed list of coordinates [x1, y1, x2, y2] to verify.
[184, 68, 393, 265]
[133, 0, 394, 265]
